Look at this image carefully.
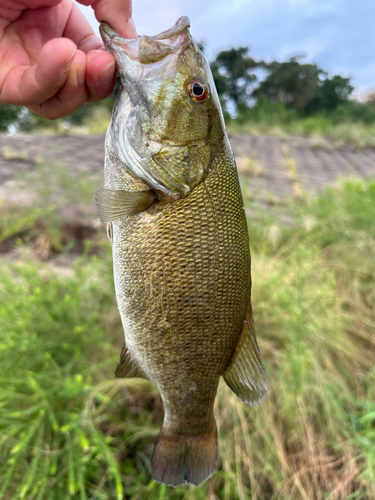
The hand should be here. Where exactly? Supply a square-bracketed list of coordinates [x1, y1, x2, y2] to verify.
[0, 0, 136, 119]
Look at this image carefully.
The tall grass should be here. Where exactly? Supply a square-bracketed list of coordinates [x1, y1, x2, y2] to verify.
[0, 256, 126, 499]
[0, 180, 374, 499]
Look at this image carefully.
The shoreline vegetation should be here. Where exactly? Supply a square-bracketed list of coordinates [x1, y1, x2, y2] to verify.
[0, 173, 374, 499]
[0, 45, 374, 499]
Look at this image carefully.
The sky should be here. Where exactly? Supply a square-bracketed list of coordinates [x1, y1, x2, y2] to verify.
[78, 0, 374, 96]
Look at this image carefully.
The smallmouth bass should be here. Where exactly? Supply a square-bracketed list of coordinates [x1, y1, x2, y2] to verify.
[95, 16, 268, 487]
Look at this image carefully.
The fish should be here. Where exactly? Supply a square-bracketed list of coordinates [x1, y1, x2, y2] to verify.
[95, 16, 268, 487]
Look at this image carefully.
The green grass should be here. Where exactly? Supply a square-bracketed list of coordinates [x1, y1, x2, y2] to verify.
[0, 179, 374, 499]
[0, 160, 103, 259]
[227, 117, 375, 150]
[227, 99, 375, 149]
[0, 256, 122, 499]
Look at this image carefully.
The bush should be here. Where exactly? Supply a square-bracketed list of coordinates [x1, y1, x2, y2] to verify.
[0, 105, 22, 131]
[237, 99, 299, 125]
[329, 100, 375, 125]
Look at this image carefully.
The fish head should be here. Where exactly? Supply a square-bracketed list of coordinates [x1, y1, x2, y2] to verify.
[101, 17, 225, 198]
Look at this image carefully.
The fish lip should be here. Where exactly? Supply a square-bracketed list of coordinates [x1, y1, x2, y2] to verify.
[148, 16, 190, 41]
[100, 16, 191, 60]
[100, 22, 137, 48]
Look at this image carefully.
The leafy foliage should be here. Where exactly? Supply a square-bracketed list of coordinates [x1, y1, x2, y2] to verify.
[305, 74, 353, 115]
[0, 105, 22, 131]
[210, 47, 258, 115]
[251, 57, 354, 117]
[210, 50, 357, 121]
[0, 98, 114, 133]
[0, 257, 125, 499]
[252, 57, 323, 115]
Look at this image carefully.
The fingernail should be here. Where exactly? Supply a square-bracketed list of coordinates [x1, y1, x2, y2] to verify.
[125, 19, 137, 39]
[98, 61, 115, 86]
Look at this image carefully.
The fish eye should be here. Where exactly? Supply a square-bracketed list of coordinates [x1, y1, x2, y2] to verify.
[187, 79, 208, 102]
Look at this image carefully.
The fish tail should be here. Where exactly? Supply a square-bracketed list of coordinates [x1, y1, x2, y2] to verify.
[151, 421, 217, 487]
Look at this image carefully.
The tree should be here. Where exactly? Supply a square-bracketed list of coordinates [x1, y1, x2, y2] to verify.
[305, 75, 353, 115]
[0, 105, 22, 131]
[210, 47, 259, 115]
[252, 57, 353, 117]
[252, 57, 322, 116]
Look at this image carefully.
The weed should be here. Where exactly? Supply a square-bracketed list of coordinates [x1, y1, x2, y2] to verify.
[281, 144, 304, 199]
[309, 135, 333, 152]
[236, 152, 266, 177]
[0, 257, 126, 499]
[228, 119, 375, 150]
[1, 146, 29, 161]
[0, 180, 374, 499]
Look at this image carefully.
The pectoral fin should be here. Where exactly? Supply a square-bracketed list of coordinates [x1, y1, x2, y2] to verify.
[223, 305, 268, 406]
[115, 344, 148, 379]
[94, 188, 156, 223]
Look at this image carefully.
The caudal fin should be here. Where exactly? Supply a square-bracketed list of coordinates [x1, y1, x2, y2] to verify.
[151, 423, 217, 487]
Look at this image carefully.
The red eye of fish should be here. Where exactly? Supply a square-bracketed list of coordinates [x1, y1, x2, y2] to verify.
[188, 79, 208, 102]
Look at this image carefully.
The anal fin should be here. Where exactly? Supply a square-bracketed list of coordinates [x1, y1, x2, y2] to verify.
[115, 344, 148, 379]
[94, 188, 156, 223]
[223, 304, 269, 406]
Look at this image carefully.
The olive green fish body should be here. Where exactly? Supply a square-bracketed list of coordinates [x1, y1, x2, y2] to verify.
[112, 139, 249, 431]
[96, 17, 268, 487]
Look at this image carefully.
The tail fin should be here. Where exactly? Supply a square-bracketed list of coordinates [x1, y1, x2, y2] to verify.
[151, 422, 217, 487]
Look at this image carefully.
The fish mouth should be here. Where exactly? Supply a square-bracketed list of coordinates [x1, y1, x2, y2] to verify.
[102, 16, 210, 198]
[100, 16, 191, 64]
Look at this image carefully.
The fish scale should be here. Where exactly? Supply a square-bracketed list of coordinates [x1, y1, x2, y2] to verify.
[96, 16, 268, 487]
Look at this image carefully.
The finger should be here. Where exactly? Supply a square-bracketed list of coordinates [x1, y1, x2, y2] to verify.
[63, 2, 104, 53]
[0, 0, 62, 22]
[77, 0, 137, 38]
[11, 1, 62, 7]
[85, 49, 116, 102]
[0, 37, 76, 105]
[27, 49, 88, 119]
